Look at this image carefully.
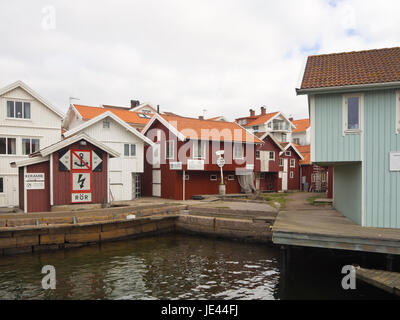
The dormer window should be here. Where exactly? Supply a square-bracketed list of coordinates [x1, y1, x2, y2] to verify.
[7, 101, 31, 119]
[252, 125, 259, 132]
[103, 120, 110, 128]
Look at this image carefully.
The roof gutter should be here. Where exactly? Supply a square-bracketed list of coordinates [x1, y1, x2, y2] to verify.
[296, 81, 400, 95]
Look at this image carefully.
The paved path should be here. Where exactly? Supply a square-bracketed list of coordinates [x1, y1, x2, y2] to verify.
[284, 192, 323, 210]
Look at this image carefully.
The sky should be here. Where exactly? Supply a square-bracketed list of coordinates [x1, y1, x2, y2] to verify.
[0, 0, 399, 121]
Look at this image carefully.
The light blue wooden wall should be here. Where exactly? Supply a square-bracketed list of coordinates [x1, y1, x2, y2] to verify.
[334, 163, 362, 225]
[364, 90, 400, 228]
[314, 94, 361, 162]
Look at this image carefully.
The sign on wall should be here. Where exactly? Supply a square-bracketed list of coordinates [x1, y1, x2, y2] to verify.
[187, 159, 204, 171]
[25, 173, 45, 190]
[70, 149, 93, 203]
[390, 152, 400, 171]
[170, 162, 182, 170]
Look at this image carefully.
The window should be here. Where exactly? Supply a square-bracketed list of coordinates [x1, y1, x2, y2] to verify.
[269, 151, 275, 160]
[252, 126, 259, 132]
[22, 138, 40, 155]
[290, 171, 294, 179]
[256, 150, 260, 159]
[279, 158, 283, 166]
[285, 151, 291, 156]
[282, 133, 287, 142]
[103, 120, 110, 128]
[193, 140, 206, 159]
[6, 101, 31, 119]
[0, 137, 16, 155]
[290, 159, 295, 168]
[293, 138, 300, 145]
[267, 122, 272, 128]
[343, 94, 362, 133]
[0, 177, 3, 193]
[138, 113, 151, 119]
[233, 143, 244, 159]
[184, 174, 189, 180]
[165, 140, 174, 159]
[210, 175, 217, 181]
[124, 144, 136, 157]
[228, 175, 235, 181]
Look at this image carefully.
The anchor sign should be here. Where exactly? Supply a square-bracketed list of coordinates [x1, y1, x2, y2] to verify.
[72, 151, 91, 170]
[70, 149, 93, 203]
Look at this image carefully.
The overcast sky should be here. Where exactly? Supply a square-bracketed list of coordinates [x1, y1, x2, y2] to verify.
[0, 0, 399, 121]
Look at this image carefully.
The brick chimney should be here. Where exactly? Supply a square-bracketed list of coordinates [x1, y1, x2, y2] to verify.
[130, 100, 140, 109]
[249, 109, 255, 117]
[289, 116, 294, 121]
[260, 106, 266, 115]
[199, 116, 204, 120]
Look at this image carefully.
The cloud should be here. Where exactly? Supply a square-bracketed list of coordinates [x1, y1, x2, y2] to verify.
[0, 0, 399, 121]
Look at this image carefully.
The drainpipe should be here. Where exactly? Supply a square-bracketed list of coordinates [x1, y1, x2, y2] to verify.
[182, 170, 185, 201]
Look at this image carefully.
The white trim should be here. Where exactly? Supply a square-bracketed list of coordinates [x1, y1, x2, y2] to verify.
[290, 171, 294, 179]
[396, 90, 400, 134]
[192, 140, 207, 159]
[210, 174, 217, 181]
[268, 151, 275, 161]
[23, 166, 27, 213]
[233, 143, 244, 160]
[0, 81, 64, 118]
[268, 112, 297, 129]
[235, 122, 263, 144]
[10, 156, 50, 168]
[256, 132, 285, 151]
[107, 153, 110, 204]
[360, 95, 365, 226]
[290, 158, 295, 168]
[279, 142, 304, 160]
[63, 111, 154, 146]
[129, 103, 158, 114]
[50, 153, 53, 206]
[142, 114, 186, 142]
[310, 95, 316, 163]
[342, 93, 364, 135]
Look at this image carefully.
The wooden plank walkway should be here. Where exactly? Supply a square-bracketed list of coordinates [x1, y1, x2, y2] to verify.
[356, 266, 400, 296]
[272, 208, 400, 255]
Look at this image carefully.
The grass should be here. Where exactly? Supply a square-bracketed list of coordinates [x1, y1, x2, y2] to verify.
[259, 193, 289, 209]
[306, 194, 326, 206]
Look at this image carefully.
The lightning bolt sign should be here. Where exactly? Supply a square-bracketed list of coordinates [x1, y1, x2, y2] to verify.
[77, 174, 86, 189]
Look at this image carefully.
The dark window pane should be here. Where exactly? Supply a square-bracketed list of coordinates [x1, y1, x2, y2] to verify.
[22, 139, 31, 155]
[0, 177, 3, 193]
[7, 101, 14, 117]
[7, 138, 16, 154]
[130, 144, 136, 156]
[32, 139, 40, 153]
[348, 97, 359, 129]
[124, 144, 129, 156]
[0, 138, 5, 154]
[15, 102, 23, 118]
[24, 102, 31, 119]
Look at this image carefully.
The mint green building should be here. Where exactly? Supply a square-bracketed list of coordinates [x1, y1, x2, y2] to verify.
[297, 47, 400, 228]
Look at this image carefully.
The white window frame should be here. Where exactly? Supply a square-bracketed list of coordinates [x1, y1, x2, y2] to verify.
[193, 140, 206, 159]
[269, 151, 275, 160]
[165, 140, 174, 160]
[0, 136, 17, 155]
[0, 177, 4, 194]
[281, 133, 287, 142]
[228, 175, 235, 181]
[256, 150, 260, 160]
[6, 100, 31, 120]
[233, 143, 244, 160]
[290, 171, 294, 179]
[22, 138, 40, 155]
[290, 159, 295, 168]
[124, 143, 137, 157]
[279, 158, 283, 166]
[103, 120, 110, 128]
[293, 138, 300, 145]
[252, 125, 259, 132]
[342, 93, 363, 135]
[184, 174, 189, 181]
[285, 151, 291, 156]
[210, 175, 217, 181]
[396, 91, 400, 134]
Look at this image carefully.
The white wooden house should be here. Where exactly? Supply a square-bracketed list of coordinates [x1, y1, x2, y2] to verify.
[63, 111, 154, 201]
[0, 81, 64, 207]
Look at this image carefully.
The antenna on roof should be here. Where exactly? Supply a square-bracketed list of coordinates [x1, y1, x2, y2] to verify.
[69, 97, 80, 105]
[203, 109, 207, 119]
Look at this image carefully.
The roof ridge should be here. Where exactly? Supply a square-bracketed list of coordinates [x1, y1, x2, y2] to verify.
[308, 46, 400, 58]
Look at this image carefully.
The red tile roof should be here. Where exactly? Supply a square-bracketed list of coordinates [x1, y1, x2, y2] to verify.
[73, 104, 151, 125]
[160, 114, 262, 143]
[301, 47, 400, 89]
[296, 145, 311, 165]
[292, 119, 310, 132]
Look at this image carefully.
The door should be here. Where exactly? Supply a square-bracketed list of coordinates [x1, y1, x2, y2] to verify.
[281, 159, 288, 191]
[260, 151, 270, 172]
[132, 173, 141, 199]
[152, 170, 161, 197]
[0, 176, 17, 207]
[255, 174, 260, 190]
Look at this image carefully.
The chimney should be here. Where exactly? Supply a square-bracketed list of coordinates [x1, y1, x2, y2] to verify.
[289, 115, 294, 121]
[199, 116, 204, 120]
[250, 109, 255, 117]
[157, 105, 160, 113]
[261, 106, 266, 115]
[130, 100, 140, 109]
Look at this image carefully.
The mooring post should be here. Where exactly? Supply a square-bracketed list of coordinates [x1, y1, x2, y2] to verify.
[386, 254, 394, 271]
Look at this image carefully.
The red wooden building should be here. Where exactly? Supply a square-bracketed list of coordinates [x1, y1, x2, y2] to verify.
[11, 133, 119, 213]
[141, 114, 262, 200]
[277, 142, 303, 191]
[254, 133, 284, 192]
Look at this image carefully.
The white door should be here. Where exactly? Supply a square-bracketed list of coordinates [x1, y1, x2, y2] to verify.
[255, 174, 260, 190]
[0, 176, 17, 207]
[260, 151, 270, 172]
[281, 159, 288, 191]
[152, 170, 161, 197]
